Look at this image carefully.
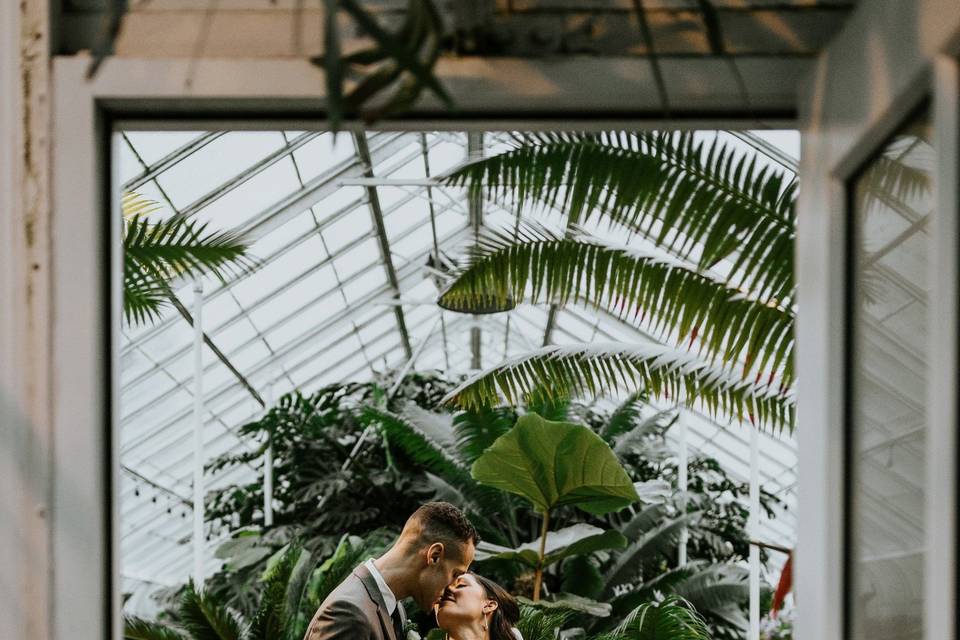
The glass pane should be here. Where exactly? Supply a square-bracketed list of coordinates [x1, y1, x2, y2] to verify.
[849, 108, 933, 640]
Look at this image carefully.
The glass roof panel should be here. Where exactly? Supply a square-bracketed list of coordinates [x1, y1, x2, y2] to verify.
[291, 132, 359, 182]
[123, 131, 208, 165]
[153, 132, 287, 210]
[116, 128, 802, 613]
[191, 158, 303, 229]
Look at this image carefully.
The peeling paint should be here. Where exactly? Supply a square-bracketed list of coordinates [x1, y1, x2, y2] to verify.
[10, 3, 54, 637]
[20, 16, 42, 251]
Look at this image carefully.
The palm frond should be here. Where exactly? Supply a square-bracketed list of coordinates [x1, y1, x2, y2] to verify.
[365, 405, 519, 544]
[858, 152, 932, 211]
[124, 215, 253, 286]
[442, 343, 795, 432]
[439, 224, 794, 387]
[600, 391, 649, 442]
[123, 271, 171, 325]
[362, 405, 467, 481]
[453, 406, 516, 464]
[121, 192, 254, 326]
[612, 409, 679, 458]
[443, 131, 796, 305]
[122, 192, 165, 219]
[604, 511, 702, 595]
[123, 616, 186, 640]
[178, 582, 245, 640]
[672, 565, 750, 614]
[637, 562, 711, 596]
[613, 596, 711, 640]
[620, 504, 667, 542]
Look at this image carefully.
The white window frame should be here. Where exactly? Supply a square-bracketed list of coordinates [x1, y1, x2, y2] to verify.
[44, 1, 960, 634]
[796, 3, 960, 640]
[52, 53, 798, 640]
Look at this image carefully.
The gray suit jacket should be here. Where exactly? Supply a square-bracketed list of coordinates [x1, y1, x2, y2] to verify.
[303, 564, 401, 640]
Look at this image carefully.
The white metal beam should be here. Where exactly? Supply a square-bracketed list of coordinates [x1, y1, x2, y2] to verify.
[192, 281, 205, 588]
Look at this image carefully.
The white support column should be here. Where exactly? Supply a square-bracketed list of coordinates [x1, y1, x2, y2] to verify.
[263, 444, 274, 527]
[749, 426, 760, 640]
[263, 378, 274, 527]
[678, 415, 688, 566]
[192, 280, 205, 588]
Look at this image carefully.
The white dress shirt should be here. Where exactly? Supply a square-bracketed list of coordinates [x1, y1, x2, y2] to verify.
[365, 558, 406, 626]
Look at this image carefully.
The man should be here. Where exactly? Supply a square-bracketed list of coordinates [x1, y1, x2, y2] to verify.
[304, 502, 478, 640]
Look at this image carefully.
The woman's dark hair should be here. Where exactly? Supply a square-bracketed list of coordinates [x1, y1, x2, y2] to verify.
[473, 574, 520, 640]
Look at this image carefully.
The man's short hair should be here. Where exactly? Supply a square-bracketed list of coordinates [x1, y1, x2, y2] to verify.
[409, 501, 479, 554]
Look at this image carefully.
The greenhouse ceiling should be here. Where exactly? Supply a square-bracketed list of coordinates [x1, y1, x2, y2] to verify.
[117, 128, 800, 608]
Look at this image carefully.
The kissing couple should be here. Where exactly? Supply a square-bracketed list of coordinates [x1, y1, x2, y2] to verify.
[303, 502, 522, 640]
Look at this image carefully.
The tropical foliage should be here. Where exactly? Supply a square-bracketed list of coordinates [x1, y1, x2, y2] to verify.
[143, 373, 779, 639]
[364, 383, 781, 639]
[126, 537, 385, 640]
[122, 192, 253, 325]
[437, 131, 798, 431]
[128, 539, 710, 640]
[189, 372, 453, 612]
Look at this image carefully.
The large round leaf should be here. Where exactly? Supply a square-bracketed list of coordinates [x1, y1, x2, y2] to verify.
[470, 413, 638, 515]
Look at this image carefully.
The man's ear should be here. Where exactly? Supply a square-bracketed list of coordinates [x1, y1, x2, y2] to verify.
[426, 542, 445, 565]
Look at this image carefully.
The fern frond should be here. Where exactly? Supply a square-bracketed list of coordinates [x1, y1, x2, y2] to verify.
[123, 616, 186, 640]
[613, 595, 711, 640]
[517, 603, 575, 640]
[248, 544, 304, 640]
[178, 582, 245, 640]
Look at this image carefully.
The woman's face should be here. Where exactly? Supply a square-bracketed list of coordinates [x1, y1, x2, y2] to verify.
[435, 573, 496, 631]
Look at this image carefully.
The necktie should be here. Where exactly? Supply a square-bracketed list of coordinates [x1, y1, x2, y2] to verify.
[391, 606, 404, 639]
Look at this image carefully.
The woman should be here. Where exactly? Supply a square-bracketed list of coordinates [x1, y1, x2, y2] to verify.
[435, 573, 522, 640]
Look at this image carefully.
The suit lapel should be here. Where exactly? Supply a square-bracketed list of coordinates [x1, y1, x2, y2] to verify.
[353, 565, 399, 640]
